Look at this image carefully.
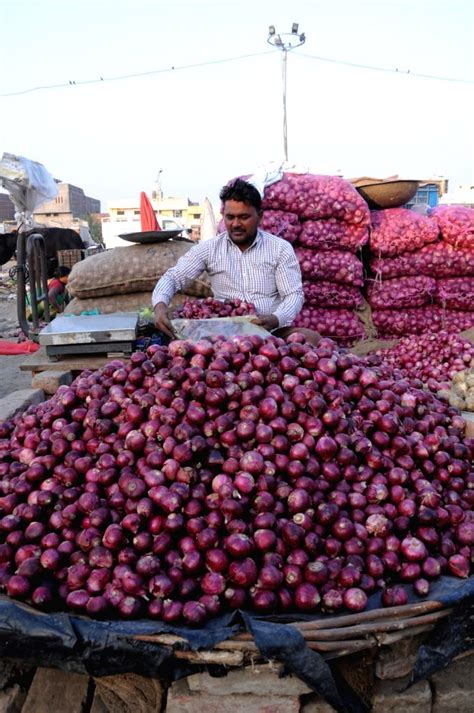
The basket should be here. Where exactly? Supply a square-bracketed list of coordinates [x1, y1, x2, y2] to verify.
[57, 249, 83, 269]
[134, 600, 451, 667]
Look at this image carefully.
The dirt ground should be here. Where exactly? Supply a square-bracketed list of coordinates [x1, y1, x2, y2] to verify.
[0, 261, 34, 399]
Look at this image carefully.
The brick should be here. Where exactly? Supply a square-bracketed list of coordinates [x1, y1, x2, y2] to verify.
[21, 668, 89, 713]
[31, 369, 73, 394]
[431, 653, 474, 713]
[0, 685, 26, 713]
[300, 695, 338, 713]
[94, 673, 163, 713]
[0, 389, 44, 421]
[187, 663, 312, 696]
[372, 677, 431, 713]
[375, 634, 426, 680]
[166, 678, 300, 713]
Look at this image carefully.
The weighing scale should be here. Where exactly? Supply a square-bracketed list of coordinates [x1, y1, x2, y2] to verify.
[38, 313, 139, 359]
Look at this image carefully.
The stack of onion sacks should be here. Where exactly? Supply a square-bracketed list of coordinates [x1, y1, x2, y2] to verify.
[0, 334, 472, 626]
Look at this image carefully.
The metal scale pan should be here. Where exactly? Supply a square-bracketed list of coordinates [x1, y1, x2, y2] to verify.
[39, 313, 138, 358]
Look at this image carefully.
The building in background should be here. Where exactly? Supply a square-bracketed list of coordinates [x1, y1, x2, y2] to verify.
[33, 183, 101, 225]
[0, 193, 15, 225]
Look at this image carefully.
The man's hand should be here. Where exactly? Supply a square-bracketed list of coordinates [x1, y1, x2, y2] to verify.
[154, 302, 176, 339]
[251, 314, 279, 332]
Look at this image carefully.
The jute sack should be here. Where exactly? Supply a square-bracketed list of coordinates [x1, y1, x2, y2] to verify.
[68, 242, 211, 299]
[64, 292, 186, 315]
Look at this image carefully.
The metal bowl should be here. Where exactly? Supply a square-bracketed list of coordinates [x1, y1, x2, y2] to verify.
[354, 180, 420, 209]
[118, 229, 190, 244]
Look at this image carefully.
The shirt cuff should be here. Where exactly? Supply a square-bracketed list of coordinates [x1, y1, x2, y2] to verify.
[152, 294, 171, 309]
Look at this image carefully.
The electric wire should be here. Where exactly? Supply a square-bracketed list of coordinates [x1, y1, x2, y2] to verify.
[1, 46, 473, 98]
[296, 51, 474, 84]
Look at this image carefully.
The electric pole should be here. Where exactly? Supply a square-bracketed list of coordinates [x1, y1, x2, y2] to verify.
[267, 23, 306, 162]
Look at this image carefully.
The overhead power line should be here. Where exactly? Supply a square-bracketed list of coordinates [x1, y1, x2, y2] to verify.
[296, 51, 474, 84]
[0, 50, 274, 97]
[1, 47, 473, 98]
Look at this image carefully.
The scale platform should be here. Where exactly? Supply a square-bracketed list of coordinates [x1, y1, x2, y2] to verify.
[39, 313, 138, 359]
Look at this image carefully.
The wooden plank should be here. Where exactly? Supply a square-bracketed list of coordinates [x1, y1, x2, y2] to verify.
[20, 346, 129, 373]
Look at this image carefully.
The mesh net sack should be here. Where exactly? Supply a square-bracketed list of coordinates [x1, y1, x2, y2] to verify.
[259, 210, 302, 244]
[369, 208, 439, 257]
[370, 242, 474, 279]
[68, 242, 211, 299]
[431, 205, 474, 249]
[262, 173, 370, 224]
[293, 307, 366, 342]
[298, 218, 368, 253]
[436, 277, 474, 310]
[372, 306, 474, 336]
[367, 275, 437, 309]
[303, 281, 363, 309]
[296, 248, 364, 286]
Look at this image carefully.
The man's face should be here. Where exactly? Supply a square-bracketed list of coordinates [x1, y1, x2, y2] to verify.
[222, 200, 262, 247]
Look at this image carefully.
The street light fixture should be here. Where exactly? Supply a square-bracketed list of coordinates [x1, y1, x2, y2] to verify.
[267, 23, 306, 162]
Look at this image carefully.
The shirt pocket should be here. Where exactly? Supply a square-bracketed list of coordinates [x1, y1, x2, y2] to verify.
[247, 259, 277, 297]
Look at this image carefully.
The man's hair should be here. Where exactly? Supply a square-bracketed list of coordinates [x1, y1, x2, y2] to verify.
[57, 266, 71, 278]
[219, 179, 262, 211]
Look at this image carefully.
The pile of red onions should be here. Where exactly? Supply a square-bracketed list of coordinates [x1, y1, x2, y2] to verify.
[431, 206, 474, 250]
[367, 276, 437, 310]
[0, 334, 472, 625]
[370, 331, 474, 392]
[172, 298, 257, 319]
[372, 307, 474, 338]
[298, 219, 368, 253]
[369, 209, 439, 257]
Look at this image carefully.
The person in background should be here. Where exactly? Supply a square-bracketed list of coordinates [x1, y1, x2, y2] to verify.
[153, 178, 318, 343]
[48, 266, 71, 314]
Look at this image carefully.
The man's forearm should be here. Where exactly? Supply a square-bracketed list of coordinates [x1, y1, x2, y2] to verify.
[274, 291, 305, 328]
[151, 273, 177, 308]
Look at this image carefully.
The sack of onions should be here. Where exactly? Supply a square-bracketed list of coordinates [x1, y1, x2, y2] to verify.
[298, 218, 368, 253]
[372, 306, 474, 337]
[436, 277, 474, 310]
[293, 308, 366, 343]
[431, 205, 474, 250]
[259, 210, 302, 244]
[370, 243, 474, 280]
[369, 208, 439, 257]
[296, 248, 364, 286]
[367, 276, 437, 310]
[262, 173, 370, 225]
[304, 282, 364, 310]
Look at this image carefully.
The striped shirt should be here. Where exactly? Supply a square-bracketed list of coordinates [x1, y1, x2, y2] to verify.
[152, 230, 304, 327]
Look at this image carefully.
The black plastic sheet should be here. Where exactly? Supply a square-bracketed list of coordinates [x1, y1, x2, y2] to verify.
[0, 575, 472, 711]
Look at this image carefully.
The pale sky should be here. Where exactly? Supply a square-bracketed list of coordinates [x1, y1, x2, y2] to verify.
[0, 0, 473, 213]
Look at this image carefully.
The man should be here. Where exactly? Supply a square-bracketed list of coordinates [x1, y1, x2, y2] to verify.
[153, 178, 308, 340]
